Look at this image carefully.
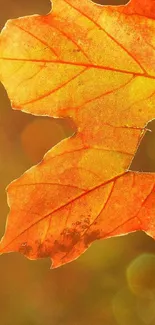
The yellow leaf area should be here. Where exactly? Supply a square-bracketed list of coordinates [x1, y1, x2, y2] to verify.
[0, 0, 155, 268]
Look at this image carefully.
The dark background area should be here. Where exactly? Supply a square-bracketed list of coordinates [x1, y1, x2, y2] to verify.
[92, 0, 130, 5]
[0, 1, 155, 324]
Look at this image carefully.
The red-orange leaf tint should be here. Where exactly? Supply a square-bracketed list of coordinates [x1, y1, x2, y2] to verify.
[0, 0, 155, 268]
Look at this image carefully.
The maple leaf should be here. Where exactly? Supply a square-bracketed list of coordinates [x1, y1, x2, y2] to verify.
[0, 0, 155, 268]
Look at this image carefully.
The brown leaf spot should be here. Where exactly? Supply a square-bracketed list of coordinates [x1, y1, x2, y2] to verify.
[84, 230, 101, 246]
[36, 241, 52, 258]
[19, 243, 32, 256]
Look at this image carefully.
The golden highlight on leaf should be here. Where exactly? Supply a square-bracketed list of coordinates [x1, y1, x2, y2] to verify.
[0, 0, 155, 268]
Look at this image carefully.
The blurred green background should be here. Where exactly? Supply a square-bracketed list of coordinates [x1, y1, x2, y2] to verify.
[1, 1, 155, 324]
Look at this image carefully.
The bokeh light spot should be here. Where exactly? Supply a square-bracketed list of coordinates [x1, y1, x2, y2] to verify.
[112, 287, 141, 325]
[127, 253, 155, 299]
[136, 297, 155, 324]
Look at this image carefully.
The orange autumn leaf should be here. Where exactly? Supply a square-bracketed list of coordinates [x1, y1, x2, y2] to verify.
[0, 0, 155, 268]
